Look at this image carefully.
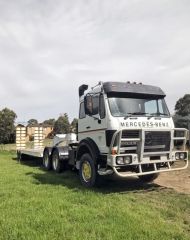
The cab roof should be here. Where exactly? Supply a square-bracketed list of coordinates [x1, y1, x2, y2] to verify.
[103, 82, 166, 98]
[79, 82, 166, 99]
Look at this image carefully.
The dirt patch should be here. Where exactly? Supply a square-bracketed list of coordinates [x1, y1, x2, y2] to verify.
[155, 163, 190, 194]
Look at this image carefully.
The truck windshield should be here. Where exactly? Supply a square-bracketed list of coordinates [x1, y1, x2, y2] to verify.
[108, 97, 170, 117]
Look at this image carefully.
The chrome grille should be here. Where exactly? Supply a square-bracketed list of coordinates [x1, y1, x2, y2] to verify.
[144, 131, 171, 152]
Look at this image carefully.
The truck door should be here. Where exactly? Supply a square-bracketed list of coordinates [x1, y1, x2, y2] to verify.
[78, 93, 107, 153]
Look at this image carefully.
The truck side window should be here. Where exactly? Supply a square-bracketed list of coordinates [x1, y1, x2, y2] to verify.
[86, 95, 93, 115]
[85, 94, 105, 117]
[79, 102, 86, 119]
[99, 94, 106, 119]
[92, 95, 99, 115]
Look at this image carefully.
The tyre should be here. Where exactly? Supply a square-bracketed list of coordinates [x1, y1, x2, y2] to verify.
[79, 153, 101, 188]
[138, 173, 159, 183]
[43, 149, 52, 171]
[52, 149, 63, 173]
[17, 151, 23, 161]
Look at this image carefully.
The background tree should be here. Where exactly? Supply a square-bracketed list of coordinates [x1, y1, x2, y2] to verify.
[175, 94, 190, 116]
[27, 119, 38, 126]
[173, 94, 190, 129]
[173, 115, 190, 129]
[0, 108, 17, 144]
[43, 118, 55, 126]
[71, 118, 78, 133]
[54, 113, 70, 134]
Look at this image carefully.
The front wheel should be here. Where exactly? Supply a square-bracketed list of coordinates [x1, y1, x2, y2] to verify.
[79, 153, 101, 188]
[138, 173, 159, 183]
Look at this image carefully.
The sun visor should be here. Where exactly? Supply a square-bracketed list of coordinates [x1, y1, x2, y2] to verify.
[103, 82, 166, 98]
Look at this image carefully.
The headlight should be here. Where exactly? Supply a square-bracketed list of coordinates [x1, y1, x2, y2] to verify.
[180, 152, 187, 160]
[116, 156, 124, 165]
[180, 153, 185, 160]
[116, 156, 132, 165]
[124, 156, 132, 164]
[175, 153, 180, 160]
[175, 152, 187, 160]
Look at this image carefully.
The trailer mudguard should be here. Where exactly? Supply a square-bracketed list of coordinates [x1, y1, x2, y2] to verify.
[51, 146, 69, 160]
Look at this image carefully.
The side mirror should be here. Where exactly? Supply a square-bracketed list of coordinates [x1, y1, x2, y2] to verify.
[84, 96, 93, 116]
[79, 84, 88, 97]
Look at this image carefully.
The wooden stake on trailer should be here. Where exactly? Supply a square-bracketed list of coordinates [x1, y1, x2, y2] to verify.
[16, 125, 26, 150]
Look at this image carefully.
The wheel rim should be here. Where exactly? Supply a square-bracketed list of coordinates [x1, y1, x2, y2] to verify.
[53, 154, 58, 170]
[82, 161, 92, 182]
[44, 153, 49, 167]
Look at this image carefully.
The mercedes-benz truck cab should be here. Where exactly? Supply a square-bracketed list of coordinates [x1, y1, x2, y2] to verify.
[78, 81, 188, 186]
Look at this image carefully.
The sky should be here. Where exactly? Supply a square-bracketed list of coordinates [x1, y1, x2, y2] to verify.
[0, 0, 190, 123]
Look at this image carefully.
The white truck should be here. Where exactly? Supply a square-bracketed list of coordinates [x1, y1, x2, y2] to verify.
[17, 81, 189, 187]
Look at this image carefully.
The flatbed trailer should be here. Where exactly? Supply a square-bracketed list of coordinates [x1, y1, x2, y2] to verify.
[18, 149, 44, 158]
[16, 126, 77, 162]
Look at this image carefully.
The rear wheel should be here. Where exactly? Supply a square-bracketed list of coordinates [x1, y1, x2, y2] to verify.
[139, 173, 159, 183]
[43, 149, 52, 170]
[52, 149, 63, 173]
[79, 153, 101, 188]
[17, 151, 23, 161]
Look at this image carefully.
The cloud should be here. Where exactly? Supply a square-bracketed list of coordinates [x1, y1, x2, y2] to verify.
[0, 0, 190, 122]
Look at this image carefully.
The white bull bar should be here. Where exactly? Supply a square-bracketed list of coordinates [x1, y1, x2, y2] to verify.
[109, 128, 189, 177]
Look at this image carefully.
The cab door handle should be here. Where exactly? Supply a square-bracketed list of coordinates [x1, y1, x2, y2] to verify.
[86, 126, 91, 129]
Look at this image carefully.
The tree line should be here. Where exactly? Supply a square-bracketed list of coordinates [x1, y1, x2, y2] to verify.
[0, 108, 17, 144]
[27, 114, 78, 136]
[173, 94, 190, 129]
[0, 94, 190, 144]
[0, 110, 78, 144]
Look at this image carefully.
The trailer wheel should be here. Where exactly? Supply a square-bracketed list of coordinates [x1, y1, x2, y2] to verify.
[139, 173, 159, 183]
[79, 153, 101, 188]
[52, 149, 63, 173]
[17, 151, 23, 161]
[43, 149, 52, 171]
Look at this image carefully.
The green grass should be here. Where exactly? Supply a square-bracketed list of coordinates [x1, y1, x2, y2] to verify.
[0, 151, 189, 240]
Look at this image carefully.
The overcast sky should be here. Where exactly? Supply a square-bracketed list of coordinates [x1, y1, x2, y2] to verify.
[0, 0, 190, 123]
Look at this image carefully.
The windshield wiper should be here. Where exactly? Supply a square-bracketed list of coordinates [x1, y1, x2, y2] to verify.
[123, 112, 169, 120]
[124, 112, 148, 119]
[147, 113, 169, 119]
[157, 113, 169, 116]
[150, 113, 169, 117]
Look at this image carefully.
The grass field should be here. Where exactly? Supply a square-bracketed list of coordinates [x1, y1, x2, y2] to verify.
[0, 151, 190, 240]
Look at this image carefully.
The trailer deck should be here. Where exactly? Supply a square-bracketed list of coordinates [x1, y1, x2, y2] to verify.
[19, 148, 44, 158]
